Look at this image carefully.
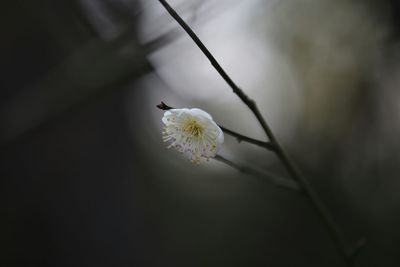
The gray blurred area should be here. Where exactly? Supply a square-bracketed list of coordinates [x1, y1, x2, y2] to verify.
[1, 0, 400, 266]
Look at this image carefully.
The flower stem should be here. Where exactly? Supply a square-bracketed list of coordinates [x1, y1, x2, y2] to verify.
[157, 0, 365, 264]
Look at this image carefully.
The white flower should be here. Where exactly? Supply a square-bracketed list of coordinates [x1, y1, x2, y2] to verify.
[162, 108, 224, 163]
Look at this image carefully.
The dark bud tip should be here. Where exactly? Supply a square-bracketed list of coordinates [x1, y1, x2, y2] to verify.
[156, 101, 173, 110]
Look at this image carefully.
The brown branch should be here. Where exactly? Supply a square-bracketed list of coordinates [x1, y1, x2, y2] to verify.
[157, 0, 365, 264]
[214, 155, 300, 191]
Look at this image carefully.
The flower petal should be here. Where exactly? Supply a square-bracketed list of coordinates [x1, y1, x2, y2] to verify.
[161, 107, 224, 163]
[188, 108, 213, 120]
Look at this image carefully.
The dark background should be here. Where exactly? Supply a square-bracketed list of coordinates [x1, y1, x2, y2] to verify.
[1, 0, 400, 266]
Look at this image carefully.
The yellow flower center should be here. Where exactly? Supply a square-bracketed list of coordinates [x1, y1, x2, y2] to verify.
[182, 119, 204, 138]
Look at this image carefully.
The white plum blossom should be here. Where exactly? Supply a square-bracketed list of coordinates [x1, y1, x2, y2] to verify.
[162, 108, 224, 163]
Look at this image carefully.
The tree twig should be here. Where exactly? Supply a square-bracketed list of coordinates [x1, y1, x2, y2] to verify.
[157, 0, 365, 264]
[218, 126, 274, 150]
[214, 154, 300, 191]
[157, 102, 274, 150]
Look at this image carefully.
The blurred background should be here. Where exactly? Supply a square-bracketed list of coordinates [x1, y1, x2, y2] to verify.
[1, 0, 400, 266]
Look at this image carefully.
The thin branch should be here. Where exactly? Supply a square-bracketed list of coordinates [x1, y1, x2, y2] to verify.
[218, 126, 274, 150]
[157, 0, 365, 264]
[157, 102, 274, 150]
[214, 155, 300, 191]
